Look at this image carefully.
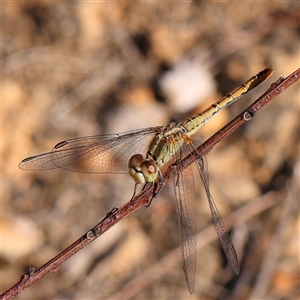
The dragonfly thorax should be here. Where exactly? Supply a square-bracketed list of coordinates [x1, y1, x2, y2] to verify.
[147, 124, 191, 166]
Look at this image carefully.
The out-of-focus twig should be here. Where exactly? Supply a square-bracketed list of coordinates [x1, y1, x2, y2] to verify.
[249, 161, 300, 299]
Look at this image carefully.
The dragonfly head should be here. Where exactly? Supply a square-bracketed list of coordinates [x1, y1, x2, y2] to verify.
[128, 154, 158, 184]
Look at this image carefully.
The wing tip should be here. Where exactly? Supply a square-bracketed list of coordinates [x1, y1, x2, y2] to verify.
[18, 156, 38, 170]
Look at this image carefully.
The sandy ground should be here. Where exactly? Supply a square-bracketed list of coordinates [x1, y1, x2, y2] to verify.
[2, 2, 299, 299]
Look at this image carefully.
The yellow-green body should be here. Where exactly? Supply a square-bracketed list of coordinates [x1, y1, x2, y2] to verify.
[145, 67, 274, 176]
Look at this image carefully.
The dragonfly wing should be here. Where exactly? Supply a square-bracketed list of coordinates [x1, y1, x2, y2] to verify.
[19, 126, 163, 174]
[173, 163, 197, 294]
[195, 154, 240, 275]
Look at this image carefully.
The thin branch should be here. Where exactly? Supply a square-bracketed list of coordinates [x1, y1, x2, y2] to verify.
[1, 68, 299, 300]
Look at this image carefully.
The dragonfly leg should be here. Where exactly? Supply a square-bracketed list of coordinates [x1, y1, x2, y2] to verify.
[154, 169, 165, 196]
[104, 207, 119, 220]
[144, 169, 165, 207]
[130, 182, 139, 203]
[145, 183, 155, 207]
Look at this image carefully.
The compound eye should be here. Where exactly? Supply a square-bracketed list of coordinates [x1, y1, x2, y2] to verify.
[141, 160, 158, 183]
[128, 154, 144, 169]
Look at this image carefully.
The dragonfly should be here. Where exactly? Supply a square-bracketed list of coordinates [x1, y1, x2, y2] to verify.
[19, 67, 274, 294]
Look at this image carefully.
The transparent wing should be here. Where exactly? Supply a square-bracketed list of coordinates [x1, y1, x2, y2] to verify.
[195, 153, 240, 275]
[173, 153, 197, 295]
[19, 126, 163, 174]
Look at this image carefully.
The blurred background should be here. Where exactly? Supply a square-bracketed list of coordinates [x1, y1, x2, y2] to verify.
[2, 2, 299, 299]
